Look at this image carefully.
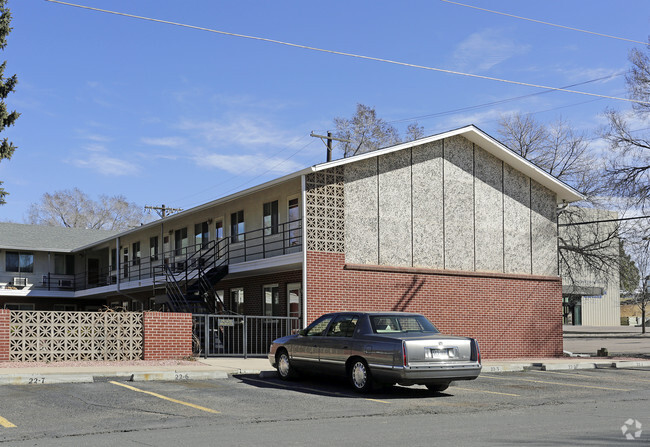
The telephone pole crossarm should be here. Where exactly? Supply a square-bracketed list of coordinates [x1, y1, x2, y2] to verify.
[310, 131, 350, 162]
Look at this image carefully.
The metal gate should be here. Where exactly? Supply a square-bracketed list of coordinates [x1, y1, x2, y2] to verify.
[192, 315, 299, 358]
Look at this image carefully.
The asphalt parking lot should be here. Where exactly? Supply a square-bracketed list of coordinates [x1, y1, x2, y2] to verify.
[1, 366, 649, 446]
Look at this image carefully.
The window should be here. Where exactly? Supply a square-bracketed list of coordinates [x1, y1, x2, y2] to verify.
[303, 315, 333, 336]
[5, 252, 34, 273]
[215, 220, 224, 240]
[195, 221, 209, 248]
[230, 211, 244, 243]
[326, 315, 358, 337]
[263, 284, 280, 316]
[263, 200, 279, 236]
[370, 315, 439, 334]
[132, 241, 141, 266]
[150, 236, 159, 261]
[123, 247, 129, 278]
[230, 288, 244, 314]
[175, 227, 188, 255]
[111, 248, 117, 271]
[54, 254, 75, 275]
[288, 198, 300, 246]
[4, 303, 35, 310]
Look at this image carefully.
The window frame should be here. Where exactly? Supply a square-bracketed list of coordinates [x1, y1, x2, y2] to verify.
[263, 200, 279, 236]
[230, 210, 245, 243]
[262, 283, 280, 316]
[5, 251, 34, 273]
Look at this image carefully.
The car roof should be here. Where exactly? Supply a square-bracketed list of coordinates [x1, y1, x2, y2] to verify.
[324, 311, 424, 317]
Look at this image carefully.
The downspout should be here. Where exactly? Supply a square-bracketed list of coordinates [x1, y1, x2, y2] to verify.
[301, 174, 308, 328]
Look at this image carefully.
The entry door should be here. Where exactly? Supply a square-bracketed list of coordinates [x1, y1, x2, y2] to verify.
[287, 283, 301, 332]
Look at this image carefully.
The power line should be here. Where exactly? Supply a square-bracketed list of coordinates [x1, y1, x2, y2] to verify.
[387, 73, 621, 125]
[46, 0, 649, 107]
[440, 0, 647, 46]
[559, 215, 650, 227]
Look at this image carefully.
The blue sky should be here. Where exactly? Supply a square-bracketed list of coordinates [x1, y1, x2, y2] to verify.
[1, 0, 648, 223]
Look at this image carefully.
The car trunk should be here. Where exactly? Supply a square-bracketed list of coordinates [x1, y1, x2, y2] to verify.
[402, 335, 478, 365]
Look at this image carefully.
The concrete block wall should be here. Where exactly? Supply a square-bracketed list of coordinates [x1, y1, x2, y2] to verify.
[306, 251, 563, 359]
[143, 312, 193, 360]
[0, 309, 8, 362]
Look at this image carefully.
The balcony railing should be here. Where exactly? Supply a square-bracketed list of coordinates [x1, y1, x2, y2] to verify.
[18, 219, 302, 293]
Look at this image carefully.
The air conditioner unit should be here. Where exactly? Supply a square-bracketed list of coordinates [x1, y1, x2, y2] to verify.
[13, 277, 28, 287]
[58, 279, 73, 288]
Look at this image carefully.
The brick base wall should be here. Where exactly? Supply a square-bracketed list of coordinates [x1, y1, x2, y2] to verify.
[0, 309, 9, 362]
[306, 251, 563, 359]
[143, 312, 193, 360]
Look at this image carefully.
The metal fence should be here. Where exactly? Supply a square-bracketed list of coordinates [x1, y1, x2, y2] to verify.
[9, 311, 144, 362]
[192, 314, 299, 358]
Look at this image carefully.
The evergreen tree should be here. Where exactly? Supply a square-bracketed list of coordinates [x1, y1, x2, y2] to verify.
[0, 0, 19, 205]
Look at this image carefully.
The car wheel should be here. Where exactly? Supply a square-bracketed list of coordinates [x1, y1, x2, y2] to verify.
[276, 349, 296, 380]
[425, 383, 449, 393]
[349, 359, 372, 393]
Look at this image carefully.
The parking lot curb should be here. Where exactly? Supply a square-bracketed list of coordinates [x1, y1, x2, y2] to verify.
[481, 364, 529, 373]
[131, 371, 229, 382]
[258, 370, 278, 379]
[614, 360, 650, 369]
[540, 362, 614, 371]
[0, 373, 94, 385]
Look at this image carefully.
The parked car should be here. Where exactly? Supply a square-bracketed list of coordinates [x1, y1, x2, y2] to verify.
[268, 311, 481, 393]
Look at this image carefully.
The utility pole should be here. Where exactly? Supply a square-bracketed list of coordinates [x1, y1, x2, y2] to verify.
[144, 204, 183, 219]
[310, 131, 350, 162]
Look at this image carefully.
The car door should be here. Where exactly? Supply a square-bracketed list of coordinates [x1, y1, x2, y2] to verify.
[319, 315, 359, 375]
[289, 315, 333, 369]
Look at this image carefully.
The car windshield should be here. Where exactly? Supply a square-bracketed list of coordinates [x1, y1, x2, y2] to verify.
[370, 315, 439, 334]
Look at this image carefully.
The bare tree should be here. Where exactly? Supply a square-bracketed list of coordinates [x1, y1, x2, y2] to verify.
[404, 122, 425, 142]
[498, 113, 600, 196]
[27, 188, 148, 230]
[333, 104, 401, 157]
[603, 46, 650, 211]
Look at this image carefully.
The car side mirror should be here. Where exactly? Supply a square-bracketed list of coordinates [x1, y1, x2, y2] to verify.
[298, 329, 307, 336]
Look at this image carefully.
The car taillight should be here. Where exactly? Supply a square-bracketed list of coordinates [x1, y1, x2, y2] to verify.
[402, 340, 408, 367]
[470, 338, 481, 364]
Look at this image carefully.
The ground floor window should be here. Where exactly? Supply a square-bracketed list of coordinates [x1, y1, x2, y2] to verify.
[263, 284, 280, 316]
[4, 303, 35, 310]
[230, 288, 244, 314]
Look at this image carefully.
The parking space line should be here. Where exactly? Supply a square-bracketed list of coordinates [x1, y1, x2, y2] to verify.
[453, 386, 520, 397]
[109, 381, 220, 414]
[244, 377, 391, 403]
[480, 374, 632, 391]
[0, 416, 16, 428]
[530, 370, 650, 383]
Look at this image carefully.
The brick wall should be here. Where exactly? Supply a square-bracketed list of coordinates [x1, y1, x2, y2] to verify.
[306, 251, 563, 359]
[0, 309, 8, 362]
[143, 312, 193, 360]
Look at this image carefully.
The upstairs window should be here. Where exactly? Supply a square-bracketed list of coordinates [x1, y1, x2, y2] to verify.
[150, 236, 159, 261]
[6, 252, 33, 273]
[175, 227, 188, 255]
[195, 221, 210, 249]
[54, 254, 75, 275]
[263, 200, 279, 236]
[132, 242, 141, 266]
[231, 210, 244, 243]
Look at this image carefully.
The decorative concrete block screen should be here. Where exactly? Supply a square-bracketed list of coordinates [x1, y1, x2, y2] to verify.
[9, 311, 144, 362]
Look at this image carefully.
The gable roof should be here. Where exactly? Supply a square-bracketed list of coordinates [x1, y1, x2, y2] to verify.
[72, 124, 586, 249]
[0, 222, 120, 252]
[312, 124, 585, 204]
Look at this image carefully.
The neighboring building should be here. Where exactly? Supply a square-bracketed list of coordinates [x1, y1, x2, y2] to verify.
[0, 125, 583, 358]
[559, 208, 620, 326]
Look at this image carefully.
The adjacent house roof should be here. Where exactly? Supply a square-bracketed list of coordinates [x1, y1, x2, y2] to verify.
[0, 222, 120, 252]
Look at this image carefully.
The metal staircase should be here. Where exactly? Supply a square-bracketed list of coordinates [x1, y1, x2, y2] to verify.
[155, 239, 230, 313]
